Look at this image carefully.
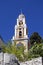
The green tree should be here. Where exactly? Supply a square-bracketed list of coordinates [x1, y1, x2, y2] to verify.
[28, 43, 43, 60]
[41, 39, 43, 43]
[5, 41, 26, 61]
[30, 32, 42, 46]
[6, 42, 12, 53]
[2, 44, 6, 53]
[16, 45, 25, 61]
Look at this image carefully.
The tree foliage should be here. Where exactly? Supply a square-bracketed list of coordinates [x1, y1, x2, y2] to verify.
[30, 32, 42, 45]
[28, 43, 43, 60]
[2, 44, 6, 53]
[3, 41, 25, 61]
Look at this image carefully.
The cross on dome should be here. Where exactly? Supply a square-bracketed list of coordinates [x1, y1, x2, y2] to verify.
[18, 11, 25, 19]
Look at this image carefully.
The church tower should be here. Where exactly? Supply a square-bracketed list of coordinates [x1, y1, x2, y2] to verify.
[12, 13, 29, 52]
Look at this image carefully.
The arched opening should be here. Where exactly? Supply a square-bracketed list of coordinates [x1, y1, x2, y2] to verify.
[17, 43, 23, 47]
[19, 31, 22, 38]
[19, 21, 23, 25]
[16, 42, 24, 49]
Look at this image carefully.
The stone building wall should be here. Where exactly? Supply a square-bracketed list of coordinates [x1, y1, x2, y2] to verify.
[0, 52, 43, 65]
[0, 52, 20, 65]
[20, 57, 43, 65]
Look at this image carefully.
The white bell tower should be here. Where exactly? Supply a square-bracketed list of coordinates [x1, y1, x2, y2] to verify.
[12, 13, 29, 52]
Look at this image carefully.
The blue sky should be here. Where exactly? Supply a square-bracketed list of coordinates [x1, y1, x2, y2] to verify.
[0, 0, 43, 42]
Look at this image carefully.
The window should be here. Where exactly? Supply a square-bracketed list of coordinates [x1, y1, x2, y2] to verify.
[19, 31, 22, 38]
[19, 22, 21, 25]
[16, 42, 24, 48]
[19, 28, 21, 30]
[19, 21, 23, 25]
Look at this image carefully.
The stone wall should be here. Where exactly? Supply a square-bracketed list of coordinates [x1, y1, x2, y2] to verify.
[0, 52, 20, 65]
[20, 57, 43, 65]
[0, 52, 43, 65]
